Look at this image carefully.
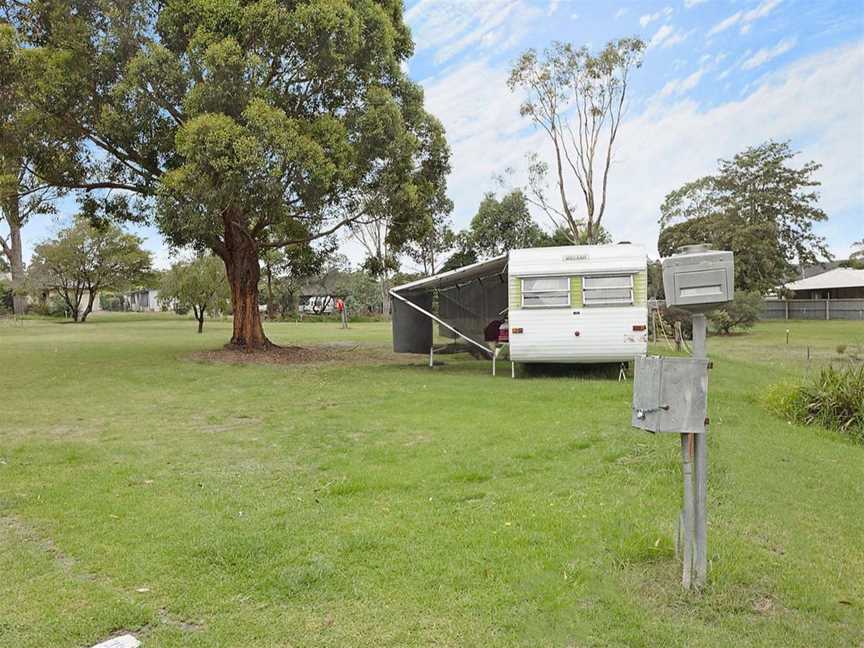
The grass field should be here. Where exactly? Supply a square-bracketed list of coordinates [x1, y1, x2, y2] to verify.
[1, 315, 862, 647]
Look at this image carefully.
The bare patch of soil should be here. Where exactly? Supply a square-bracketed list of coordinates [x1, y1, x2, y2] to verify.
[189, 345, 337, 365]
[187, 344, 407, 367]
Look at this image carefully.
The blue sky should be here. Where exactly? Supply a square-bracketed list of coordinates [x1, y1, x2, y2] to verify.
[15, 0, 864, 267]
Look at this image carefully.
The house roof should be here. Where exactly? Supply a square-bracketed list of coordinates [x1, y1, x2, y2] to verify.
[783, 267, 864, 291]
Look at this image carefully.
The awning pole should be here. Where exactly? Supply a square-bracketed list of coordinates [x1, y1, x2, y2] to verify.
[389, 290, 493, 357]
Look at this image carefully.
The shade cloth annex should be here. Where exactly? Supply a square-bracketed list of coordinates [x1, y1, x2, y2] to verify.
[390, 255, 509, 354]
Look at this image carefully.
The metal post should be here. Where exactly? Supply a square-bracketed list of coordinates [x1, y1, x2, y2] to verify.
[691, 313, 708, 588]
[429, 346, 434, 368]
[680, 433, 695, 589]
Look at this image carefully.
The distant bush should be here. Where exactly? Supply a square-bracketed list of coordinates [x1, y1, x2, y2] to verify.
[765, 365, 864, 442]
[709, 291, 761, 335]
[836, 343, 862, 363]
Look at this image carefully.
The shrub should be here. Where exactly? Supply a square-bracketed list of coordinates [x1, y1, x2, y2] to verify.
[766, 365, 864, 442]
[709, 291, 761, 335]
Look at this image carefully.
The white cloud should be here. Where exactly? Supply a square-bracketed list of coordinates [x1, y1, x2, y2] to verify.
[420, 42, 864, 257]
[615, 8, 628, 19]
[406, 0, 541, 64]
[547, 0, 560, 16]
[741, 37, 796, 69]
[658, 67, 707, 96]
[708, 0, 782, 36]
[684, 0, 708, 8]
[648, 24, 689, 49]
[640, 6, 673, 28]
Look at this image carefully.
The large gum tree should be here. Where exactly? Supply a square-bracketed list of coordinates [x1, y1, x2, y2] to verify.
[9, 0, 449, 348]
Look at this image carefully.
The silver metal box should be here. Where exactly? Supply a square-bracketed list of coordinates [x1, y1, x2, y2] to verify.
[662, 245, 734, 311]
[632, 356, 709, 433]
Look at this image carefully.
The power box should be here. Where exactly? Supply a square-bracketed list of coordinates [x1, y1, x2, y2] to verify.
[662, 245, 734, 311]
[632, 356, 709, 434]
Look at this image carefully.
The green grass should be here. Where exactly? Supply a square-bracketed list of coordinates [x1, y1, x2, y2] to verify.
[1, 315, 862, 647]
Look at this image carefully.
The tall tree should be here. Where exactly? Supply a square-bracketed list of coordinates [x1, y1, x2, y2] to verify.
[11, 0, 449, 349]
[507, 38, 645, 244]
[28, 219, 152, 322]
[350, 216, 399, 315]
[0, 24, 61, 315]
[658, 141, 830, 293]
[160, 255, 229, 333]
[851, 239, 864, 260]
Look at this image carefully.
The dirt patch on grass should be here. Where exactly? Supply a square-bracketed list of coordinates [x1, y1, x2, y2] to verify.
[1, 516, 79, 574]
[187, 343, 409, 367]
[189, 345, 338, 365]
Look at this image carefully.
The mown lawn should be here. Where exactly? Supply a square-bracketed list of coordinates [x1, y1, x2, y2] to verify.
[0, 315, 862, 647]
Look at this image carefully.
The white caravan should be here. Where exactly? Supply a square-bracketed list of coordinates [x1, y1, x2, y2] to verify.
[390, 244, 649, 366]
[506, 245, 648, 363]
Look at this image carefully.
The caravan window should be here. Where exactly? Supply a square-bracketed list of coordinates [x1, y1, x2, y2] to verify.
[521, 276, 570, 308]
[583, 275, 633, 306]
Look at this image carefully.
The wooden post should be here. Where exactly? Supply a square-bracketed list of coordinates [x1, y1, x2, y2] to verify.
[674, 321, 683, 352]
[652, 310, 657, 344]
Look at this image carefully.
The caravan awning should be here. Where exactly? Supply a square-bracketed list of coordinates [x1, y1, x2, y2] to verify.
[390, 255, 509, 355]
[391, 255, 508, 294]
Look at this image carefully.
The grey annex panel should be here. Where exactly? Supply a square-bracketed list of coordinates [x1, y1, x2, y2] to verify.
[632, 356, 709, 433]
[392, 292, 433, 353]
[437, 278, 508, 343]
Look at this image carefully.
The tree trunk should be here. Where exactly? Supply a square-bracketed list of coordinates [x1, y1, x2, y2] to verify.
[197, 305, 205, 333]
[2, 195, 27, 316]
[222, 221, 270, 349]
[79, 289, 97, 322]
[8, 223, 26, 316]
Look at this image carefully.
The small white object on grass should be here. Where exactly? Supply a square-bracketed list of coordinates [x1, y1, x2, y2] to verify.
[89, 634, 141, 648]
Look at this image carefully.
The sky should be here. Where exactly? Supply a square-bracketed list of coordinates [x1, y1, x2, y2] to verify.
[14, 0, 864, 269]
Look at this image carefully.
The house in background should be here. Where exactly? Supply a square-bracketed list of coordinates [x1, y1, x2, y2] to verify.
[783, 267, 864, 299]
[125, 288, 161, 312]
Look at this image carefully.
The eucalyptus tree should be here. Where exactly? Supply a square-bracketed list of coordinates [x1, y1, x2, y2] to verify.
[508, 38, 645, 244]
[0, 23, 62, 315]
[10, 0, 449, 348]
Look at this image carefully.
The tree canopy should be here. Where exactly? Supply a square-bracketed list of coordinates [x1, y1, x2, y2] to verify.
[28, 218, 152, 322]
[7, 0, 450, 348]
[468, 190, 547, 258]
[658, 141, 830, 293]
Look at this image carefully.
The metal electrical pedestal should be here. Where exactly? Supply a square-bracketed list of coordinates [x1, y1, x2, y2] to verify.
[681, 312, 708, 589]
